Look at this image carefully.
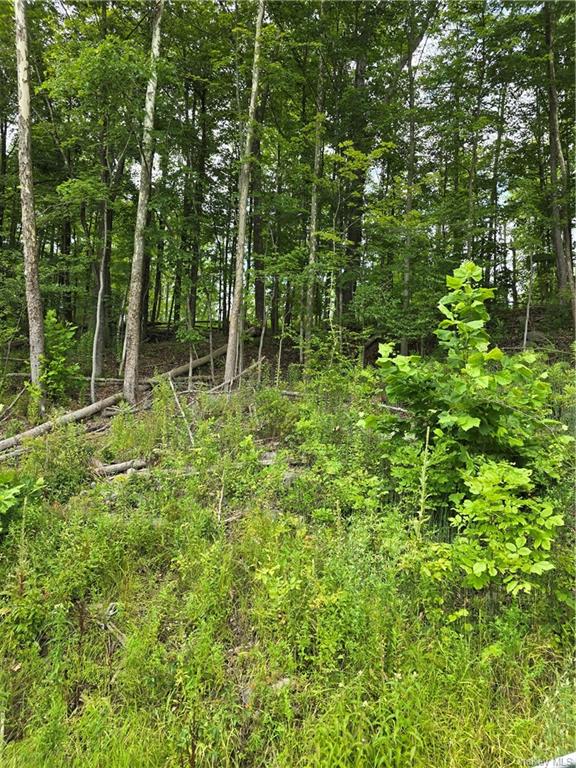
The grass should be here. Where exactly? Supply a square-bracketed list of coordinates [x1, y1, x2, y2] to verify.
[0, 369, 573, 767]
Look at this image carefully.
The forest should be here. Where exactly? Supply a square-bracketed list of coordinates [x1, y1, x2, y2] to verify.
[0, 0, 574, 766]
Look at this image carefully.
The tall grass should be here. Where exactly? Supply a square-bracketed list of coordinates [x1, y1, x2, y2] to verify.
[0, 374, 573, 766]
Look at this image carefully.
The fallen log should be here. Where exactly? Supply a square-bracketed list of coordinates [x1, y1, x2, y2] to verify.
[94, 458, 147, 477]
[0, 392, 123, 453]
[163, 328, 257, 380]
[164, 343, 228, 379]
[0, 447, 26, 462]
[0, 333, 255, 454]
[208, 359, 262, 393]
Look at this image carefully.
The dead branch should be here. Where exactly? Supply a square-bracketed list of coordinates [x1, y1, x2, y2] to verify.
[168, 375, 194, 446]
[94, 458, 147, 477]
[0, 388, 26, 423]
[0, 334, 256, 455]
[0, 393, 124, 453]
[208, 359, 262, 393]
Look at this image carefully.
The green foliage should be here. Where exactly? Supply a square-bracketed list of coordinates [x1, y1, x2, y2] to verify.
[21, 424, 92, 503]
[0, 378, 572, 766]
[368, 262, 572, 594]
[451, 461, 562, 595]
[40, 310, 81, 402]
[0, 469, 43, 535]
[0, 472, 25, 534]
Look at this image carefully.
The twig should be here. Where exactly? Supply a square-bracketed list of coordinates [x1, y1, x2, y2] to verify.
[168, 375, 194, 446]
[217, 470, 225, 522]
[0, 388, 25, 423]
[208, 360, 261, 393]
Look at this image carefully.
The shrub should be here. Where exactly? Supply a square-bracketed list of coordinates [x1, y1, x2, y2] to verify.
[366, 262, 572, 594]
[40, 309, 81, 401]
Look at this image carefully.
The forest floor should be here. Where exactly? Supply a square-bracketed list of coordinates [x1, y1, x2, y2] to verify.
[0, 361, 573, 767]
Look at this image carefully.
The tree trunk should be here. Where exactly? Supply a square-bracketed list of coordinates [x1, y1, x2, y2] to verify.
[487, 84, 507, 285]
[544, 1, 575, 323]
[151, 214, 164, 324]
[0, 118, 7, 249]
[123, 0, 164, 404]
[90, 203, 107, 402]
[224, 0, 265, 386]
[252, 90, 269, 329]
[14, 0, 45, 399]
[341, 56, 366, 313]
[304, 42, 324, 348]
[188, 84, 209, 328]
[401, 4, 416, 356]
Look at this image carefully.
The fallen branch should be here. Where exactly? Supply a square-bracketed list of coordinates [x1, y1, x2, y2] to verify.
[168, 375, 194, 446]
[0, 388, 26, 423]
[208, 359, 262, 393]
[381, 403, 411, 415]
[0, 335, 255, 454]
[0, 392, 123, 453]
[94, 458, 147, 477]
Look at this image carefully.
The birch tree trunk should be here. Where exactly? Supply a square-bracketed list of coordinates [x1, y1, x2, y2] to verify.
[90, 203, 107, 402]
[14, 0, 45, 399]
[123, 0, 164, 404]
[223, 0, 265, 387]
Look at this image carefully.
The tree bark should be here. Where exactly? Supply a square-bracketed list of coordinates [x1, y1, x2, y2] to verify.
[304, 47, 324, 347]
[224, 0, 265, 386]
[188, 83, 208, 328]
[252, 90, 269, 329]
[123, 0, 164, 404]
[544, 1, 575, 323]
[0, 118, 7, 249]
[14, 0, 45, 401]
[401, 3, 416, 356]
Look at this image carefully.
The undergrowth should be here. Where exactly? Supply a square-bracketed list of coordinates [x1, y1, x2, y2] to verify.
[0, 324, 573, 766]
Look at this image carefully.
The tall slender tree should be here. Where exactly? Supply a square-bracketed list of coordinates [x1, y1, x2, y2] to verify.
[14, 0, 44, 404]
[224, 0, 265, 386]
[123, 0, 164, 404]
[544, 1, 575, 324]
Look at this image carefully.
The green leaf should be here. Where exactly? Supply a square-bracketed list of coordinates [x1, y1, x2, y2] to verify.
[456, 415, 480, 431]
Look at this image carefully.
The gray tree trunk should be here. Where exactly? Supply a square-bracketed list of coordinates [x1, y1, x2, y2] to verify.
[544, 2, 575, 325]
[14, 0, 45, 400]
[304, 36, 324, 349]
[224, 0, 265, 387]
[400, 3, 416, 356]
[123, 0, 164, 403]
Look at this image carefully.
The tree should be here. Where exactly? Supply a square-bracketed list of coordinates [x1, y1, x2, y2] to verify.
[544, 1, 575, 325]
[123, 0, 164, 404]
[14, 0, 44, 402]
[223, 0, 266, 387]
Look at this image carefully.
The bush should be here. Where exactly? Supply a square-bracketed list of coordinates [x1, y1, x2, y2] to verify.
[40, 309, 82, 401]
[366, 262, 572, 595]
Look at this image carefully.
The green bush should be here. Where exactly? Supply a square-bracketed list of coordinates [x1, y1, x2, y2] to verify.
[366, 262, 572, 594]
[41, 309, 82, 401]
